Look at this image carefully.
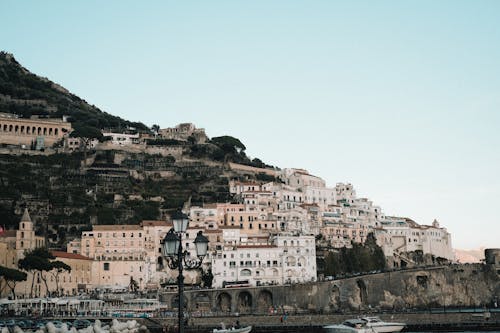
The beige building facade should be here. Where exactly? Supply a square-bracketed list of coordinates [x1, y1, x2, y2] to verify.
[0, 113, 72, 147]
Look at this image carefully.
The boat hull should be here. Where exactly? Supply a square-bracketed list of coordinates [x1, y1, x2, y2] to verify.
[213, 326, 252, 333]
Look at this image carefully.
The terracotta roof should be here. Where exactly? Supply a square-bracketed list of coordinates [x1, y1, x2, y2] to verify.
[52, 251, 92, 261]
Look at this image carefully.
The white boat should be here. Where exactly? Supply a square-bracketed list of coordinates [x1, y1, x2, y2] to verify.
[212, 325, 252, 333]
[323, 316, 405, 333]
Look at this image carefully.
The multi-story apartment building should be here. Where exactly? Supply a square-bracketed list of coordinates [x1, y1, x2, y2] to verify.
[211, 234, 316, 288]
[375, 217, 454, 265]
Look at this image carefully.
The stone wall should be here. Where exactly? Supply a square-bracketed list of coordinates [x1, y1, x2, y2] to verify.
[160, 263, 500, 314]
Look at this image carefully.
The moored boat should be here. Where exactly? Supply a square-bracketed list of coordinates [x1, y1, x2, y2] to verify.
[323, 316, 405, 333]
[212, 325, 252, 333]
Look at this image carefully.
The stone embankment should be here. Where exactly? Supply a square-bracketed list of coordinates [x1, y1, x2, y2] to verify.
[143, 310, 500, 332]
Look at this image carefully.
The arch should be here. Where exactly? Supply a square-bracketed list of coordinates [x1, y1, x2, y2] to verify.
[237, 291, 252, 314]
[240, 269, 251, 277]
[55, 128, 59, 136]
[356, 279, 368, 305]
[286, 256, 296, 266]
[193, 293, 211, 311]
[297, 256, 306, 267]
[215, 292, 232, 312]
[49, 128, 53, 135]
[21, 126, 25, 134]
[286, 269, 294, 277]
[171, 294, 188, 310]
[256, 290, 273, 313]
[271, 268, 279, 276]
[32, 126, 36, 134]
[43, 127, 47, 135]
[2, 124, 6, 131]
[14, 125, 18, 132]
[38, 127, 42, 135]
[329, 285, 341, 310]
[9, 125, 13, 132]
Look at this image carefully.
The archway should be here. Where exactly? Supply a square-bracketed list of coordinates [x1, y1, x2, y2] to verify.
[257, 290, 273, 313]
[194, 293, 211, 312]
[171, 294, 188, 310]
[237, 291, 252, 314]
[356, 279, 368, 305]
[216, 292, 232, 313]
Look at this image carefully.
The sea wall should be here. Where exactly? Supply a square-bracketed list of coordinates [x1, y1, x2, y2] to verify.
[160, 263, 500, 314]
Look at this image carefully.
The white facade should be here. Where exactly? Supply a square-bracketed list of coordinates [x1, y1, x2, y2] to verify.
[376, 217, 454, 261]
[102, 132, 140, 145]
[211, 234, 316, 288]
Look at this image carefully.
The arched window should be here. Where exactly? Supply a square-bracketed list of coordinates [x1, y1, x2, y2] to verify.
[37, 127, 42, 135]
[240, 269, 251, 276]
[15, 125, 19, 133]
[49, 128, 53, 135]
[21, 126, 25, 133]
[43, 128, 47, 135]
[55, 128, 59, 135]
[9, 125, 13, 132]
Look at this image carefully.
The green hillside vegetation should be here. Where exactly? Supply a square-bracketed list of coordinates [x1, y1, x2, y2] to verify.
[322, 233, 387, 276]
[0, 52, 279, 250]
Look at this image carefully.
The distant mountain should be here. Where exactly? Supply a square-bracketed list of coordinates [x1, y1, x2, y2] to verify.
[0, 51, 148, 133]
[454, 248, 485, 263]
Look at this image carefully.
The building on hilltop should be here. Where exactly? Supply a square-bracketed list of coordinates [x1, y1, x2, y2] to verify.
[159, 123, 208, 143]
[0, 113, 72, 148]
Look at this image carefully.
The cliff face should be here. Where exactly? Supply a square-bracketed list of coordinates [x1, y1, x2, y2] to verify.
[327, 264, 500, 311]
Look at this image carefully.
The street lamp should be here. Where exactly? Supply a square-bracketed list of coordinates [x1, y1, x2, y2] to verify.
[162, 211, 209, 333]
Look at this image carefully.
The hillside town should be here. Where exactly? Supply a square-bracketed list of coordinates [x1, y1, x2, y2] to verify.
[0, 116, 454, 298]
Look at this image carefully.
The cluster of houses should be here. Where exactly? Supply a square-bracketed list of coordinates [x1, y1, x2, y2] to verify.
[0, 115, 454, 297]
[0, 166, 454, 298]
[0, 112, 206, 152]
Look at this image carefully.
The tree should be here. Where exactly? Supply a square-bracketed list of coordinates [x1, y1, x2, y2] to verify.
[0, 265, 27, 299]
[49, 261, 71, 296]
[129, 276, 139, 292]
[201, 269, 214, 288]
[70, 123, 103, 165]
[210, 136, 246, 153]
[151, 124, 160, 136]
[18, 248, 55, 297]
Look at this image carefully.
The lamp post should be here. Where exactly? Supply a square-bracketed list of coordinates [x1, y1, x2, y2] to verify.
[162, 211, 209, 333]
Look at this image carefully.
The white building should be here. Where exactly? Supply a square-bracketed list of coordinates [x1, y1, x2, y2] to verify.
[211, 234, 316, 288]
[375, 217, 454, 264]
[102, 132, 140, 145]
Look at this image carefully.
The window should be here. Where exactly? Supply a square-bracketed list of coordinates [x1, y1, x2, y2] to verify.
[104, 263, 110, 271]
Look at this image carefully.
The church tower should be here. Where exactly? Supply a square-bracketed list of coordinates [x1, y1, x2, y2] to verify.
[16, 208, 44, 258]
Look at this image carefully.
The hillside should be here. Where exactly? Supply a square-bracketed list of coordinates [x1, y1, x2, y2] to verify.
[0, 52, 279, 249]
[0, 51, 148, 133]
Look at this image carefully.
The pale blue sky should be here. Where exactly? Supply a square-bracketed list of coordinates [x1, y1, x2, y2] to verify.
[1, 1, 499, 249]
